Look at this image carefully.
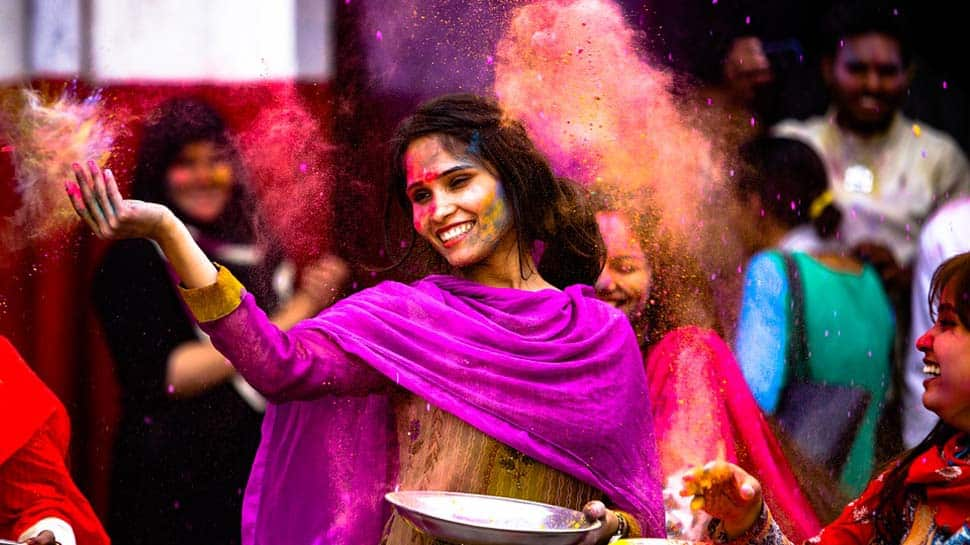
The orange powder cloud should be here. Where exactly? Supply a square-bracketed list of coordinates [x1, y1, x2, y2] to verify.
[494, 0, 745, 331]
[0, 88, 125, 253]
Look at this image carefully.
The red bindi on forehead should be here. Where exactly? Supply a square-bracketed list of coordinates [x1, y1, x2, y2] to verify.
[405, 138, 445, 187]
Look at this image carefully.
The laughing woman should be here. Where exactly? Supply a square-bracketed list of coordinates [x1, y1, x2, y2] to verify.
[66, 94, 664, 545]
[682, 251, 970, 545]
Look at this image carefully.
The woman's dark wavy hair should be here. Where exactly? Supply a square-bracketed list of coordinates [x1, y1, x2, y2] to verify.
[737, 136, 841, 239]
[871, 251, 970, 542]
[387, 94, 605, 289]
[132, 97, 259, 243]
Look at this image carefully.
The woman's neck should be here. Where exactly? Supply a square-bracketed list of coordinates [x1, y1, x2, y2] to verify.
[458, 246, 556, 291]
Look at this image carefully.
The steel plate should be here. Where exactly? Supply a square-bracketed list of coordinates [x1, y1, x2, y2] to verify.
[385, 490, 602, 545]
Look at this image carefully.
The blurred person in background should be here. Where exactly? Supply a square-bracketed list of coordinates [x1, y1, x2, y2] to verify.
[773, 1, 970, 298]
[91, 97, 346, 545]
[732, 136, 894, 497]
[592, 194, 821, 541]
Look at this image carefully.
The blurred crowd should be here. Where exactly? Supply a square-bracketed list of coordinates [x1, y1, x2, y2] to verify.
[2, 1, 969, 545]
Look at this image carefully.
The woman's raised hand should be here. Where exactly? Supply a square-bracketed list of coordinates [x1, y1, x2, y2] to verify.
[681, 460, 763, 538]
[66, 160, 173, 241]
[67, 160, 218, 288]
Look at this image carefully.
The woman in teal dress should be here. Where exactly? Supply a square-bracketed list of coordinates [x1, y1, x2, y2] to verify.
[733, 137, 895, 496]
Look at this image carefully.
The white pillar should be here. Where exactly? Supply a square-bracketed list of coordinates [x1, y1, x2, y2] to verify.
[90, 0, 299, 81]
[0, 1, 27, 81]
[30, 0, 83, 76]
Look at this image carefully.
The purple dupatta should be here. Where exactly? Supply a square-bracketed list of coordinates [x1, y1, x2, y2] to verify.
[203, 274, 664, 543]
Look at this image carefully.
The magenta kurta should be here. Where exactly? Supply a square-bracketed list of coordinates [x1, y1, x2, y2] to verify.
[196, 273, 665, 544]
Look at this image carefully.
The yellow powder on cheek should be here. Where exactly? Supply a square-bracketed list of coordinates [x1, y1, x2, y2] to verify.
[211, 163, 233, 187]
[477, 187, 511, 242]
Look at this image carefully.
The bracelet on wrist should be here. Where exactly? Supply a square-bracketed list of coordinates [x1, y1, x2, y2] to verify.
[607, 510, 629, 543]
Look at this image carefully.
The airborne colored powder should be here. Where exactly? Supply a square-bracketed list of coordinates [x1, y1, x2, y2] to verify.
[494, 0, 745, 332]
[0, 87, 124, 253]
[234, 86, 335, 261]
[360, 0, 522, 96]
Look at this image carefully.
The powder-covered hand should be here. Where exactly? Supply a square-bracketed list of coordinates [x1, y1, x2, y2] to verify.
[681, 460, 763, 539]
[297, 254, 351, 311]
[65, 160, 172, 241]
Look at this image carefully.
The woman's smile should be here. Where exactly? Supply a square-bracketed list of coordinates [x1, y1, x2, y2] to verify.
[437, 220, 475, 246]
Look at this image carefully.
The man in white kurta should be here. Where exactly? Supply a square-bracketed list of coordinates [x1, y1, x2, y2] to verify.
[773, 23, 969, 267]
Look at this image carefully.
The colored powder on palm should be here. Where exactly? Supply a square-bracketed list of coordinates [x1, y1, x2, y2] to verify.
[494, 0, 745, 328]
[0, 87, 126, 251]
[235, 85, 335, 261]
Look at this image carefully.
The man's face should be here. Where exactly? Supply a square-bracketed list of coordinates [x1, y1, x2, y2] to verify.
[827, 32, 910, 132]
[724, 36, 774, 107]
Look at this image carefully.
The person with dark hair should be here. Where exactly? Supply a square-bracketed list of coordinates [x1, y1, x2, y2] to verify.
[681, 250, 970, 545]
[67, 93, 665, 545]
[732, 136, 895, 496]
[91, 97, 347, 545]
[772, 1, 970, 287]
[692, 31, 778, 155]
[590, 197, 821, 542]
[0, 336, 110, 545]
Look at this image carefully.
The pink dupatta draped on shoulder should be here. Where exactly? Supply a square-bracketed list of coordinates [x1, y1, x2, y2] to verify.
[201, 274, 666, 544]
[645, 326, 821, 542]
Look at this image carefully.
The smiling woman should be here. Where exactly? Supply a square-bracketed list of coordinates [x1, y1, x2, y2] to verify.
[388, 94, 606, 291]
[65, 93, 665, 545]
[677, 252, 970, 545]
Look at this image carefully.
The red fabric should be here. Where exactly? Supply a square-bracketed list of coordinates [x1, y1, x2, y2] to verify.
[0, 337, 58, 464]
[645, 326, 821, 543]
[808, 433, 970, 544]
[907, 433, 970, 531]
[0, 336, 110, 545]
[808, 475, 884, 545]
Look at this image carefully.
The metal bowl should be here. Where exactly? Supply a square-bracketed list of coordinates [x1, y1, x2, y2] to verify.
[385, 490, 602, 545]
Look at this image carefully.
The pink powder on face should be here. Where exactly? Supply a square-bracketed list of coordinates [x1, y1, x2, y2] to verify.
[166, 166, 193, 188]
[412, 202, 436, 233]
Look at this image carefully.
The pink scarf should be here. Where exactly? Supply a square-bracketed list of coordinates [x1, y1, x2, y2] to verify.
[645, 326, 821, 542]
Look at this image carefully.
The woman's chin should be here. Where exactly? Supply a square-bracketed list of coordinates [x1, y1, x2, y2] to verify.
[921, 391, 943, 418]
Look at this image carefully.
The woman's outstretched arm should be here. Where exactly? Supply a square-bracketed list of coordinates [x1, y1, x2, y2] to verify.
[66, 161, 386, 401]
[67, 160, 217, 288]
